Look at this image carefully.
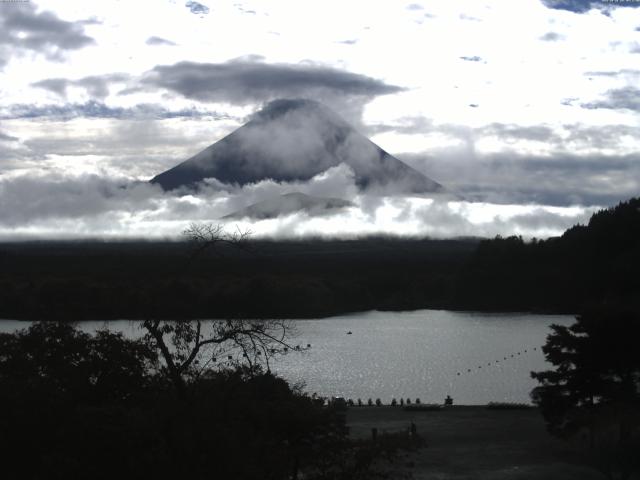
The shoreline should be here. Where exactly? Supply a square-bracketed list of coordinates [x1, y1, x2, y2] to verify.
[0, 306, 578, 323]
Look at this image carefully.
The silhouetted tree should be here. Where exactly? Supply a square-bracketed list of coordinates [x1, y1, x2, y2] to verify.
[0, 322, 159, 479]
[182, 222, 252, 267]
[531, 311, 640, 479]
[0, 322, 157, 405]
[0, 323, 337, 479]
[0, 321, 420, 480]
[142, 317, 299, 395]
[143, 223, 301, 396]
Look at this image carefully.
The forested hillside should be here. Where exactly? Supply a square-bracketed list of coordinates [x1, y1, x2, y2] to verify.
[455, 198, 640, 313]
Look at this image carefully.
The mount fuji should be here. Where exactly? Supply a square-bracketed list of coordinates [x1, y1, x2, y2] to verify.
[150, 99, 443, 194]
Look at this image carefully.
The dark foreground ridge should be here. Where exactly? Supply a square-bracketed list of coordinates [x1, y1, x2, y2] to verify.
[0, 197, 638, 320]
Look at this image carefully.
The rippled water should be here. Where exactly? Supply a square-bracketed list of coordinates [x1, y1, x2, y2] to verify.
[1, 310, 573, 405]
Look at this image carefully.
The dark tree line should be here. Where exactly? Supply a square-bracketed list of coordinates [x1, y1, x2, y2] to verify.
[0, 237, 475, 320]
[455, 197, 640, 314]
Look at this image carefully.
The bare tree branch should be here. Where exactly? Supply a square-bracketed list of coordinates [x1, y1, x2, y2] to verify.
[142, 224, 304, 395]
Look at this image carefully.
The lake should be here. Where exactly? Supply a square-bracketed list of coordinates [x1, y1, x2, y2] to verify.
[0, 309, 574, 405]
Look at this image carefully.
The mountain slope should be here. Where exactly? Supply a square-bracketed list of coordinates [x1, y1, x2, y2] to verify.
[150, 99, 443, 194]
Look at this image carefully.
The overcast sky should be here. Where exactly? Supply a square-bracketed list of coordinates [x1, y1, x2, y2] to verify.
[1, 0, 639, 239]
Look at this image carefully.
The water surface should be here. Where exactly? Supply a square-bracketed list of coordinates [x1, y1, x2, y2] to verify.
[1, 310, 573, 405]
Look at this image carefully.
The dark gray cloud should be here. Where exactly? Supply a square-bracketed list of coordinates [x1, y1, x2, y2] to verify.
[540, 31, 564, 41]
[582, 87, 640, 112]
[0, 2, 94, 67]
[140, 58, 404, 126]
[146, 36, 177, 46]
[540, 0, 599, 13]
[460, 56, 483, 62]
[141, 59, 404, 104]
[540, 0, 640, 13]
[185, 1, 210, 15]
[0, 100, 236, 122]
[337, 39, 358, 45]
[32, 74, 130, 99]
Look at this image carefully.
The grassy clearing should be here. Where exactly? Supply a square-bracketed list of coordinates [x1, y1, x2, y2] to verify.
[346, 406, 605, 480]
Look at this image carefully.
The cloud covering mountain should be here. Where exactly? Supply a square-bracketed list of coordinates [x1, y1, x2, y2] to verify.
[0, 167, 595, 240]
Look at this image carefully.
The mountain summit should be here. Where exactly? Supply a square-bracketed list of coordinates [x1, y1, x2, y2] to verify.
[150, 99, 443, 193]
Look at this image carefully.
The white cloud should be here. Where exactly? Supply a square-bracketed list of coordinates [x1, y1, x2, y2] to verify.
[0, 168, 597, 240]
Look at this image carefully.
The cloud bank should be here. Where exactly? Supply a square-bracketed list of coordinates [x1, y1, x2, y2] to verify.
[0, 167, 596, 240]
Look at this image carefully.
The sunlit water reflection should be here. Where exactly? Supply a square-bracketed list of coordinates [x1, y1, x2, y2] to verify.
[0, 309, 573, 405]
